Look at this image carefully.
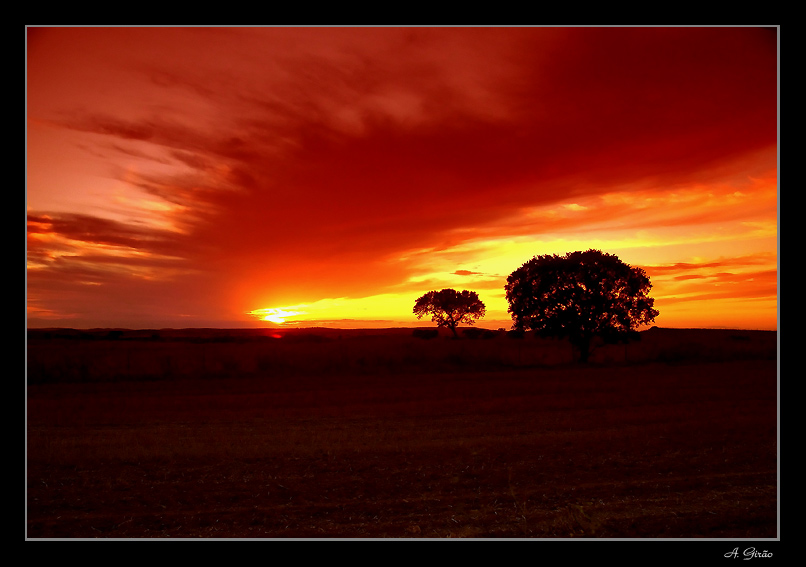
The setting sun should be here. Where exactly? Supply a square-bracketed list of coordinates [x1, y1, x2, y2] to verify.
[249, 307, 306, 325]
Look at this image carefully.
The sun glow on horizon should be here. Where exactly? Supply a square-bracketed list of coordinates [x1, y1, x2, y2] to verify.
[248, 307, 307, 324]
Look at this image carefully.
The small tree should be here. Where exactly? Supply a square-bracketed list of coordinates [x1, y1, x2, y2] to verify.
[504, 249, 658, 362]
[413, 289, 486, 339]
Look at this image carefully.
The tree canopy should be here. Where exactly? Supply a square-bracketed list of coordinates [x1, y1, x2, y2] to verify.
[413, 289, 486, 338]
[504, 249, 659, 362]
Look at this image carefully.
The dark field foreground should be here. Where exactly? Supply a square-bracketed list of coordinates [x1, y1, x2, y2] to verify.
[26, 328, 778, 539]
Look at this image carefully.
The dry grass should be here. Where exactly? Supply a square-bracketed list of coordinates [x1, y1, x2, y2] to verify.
[26, 328, 778, 539]
[26, 327, 776, 384]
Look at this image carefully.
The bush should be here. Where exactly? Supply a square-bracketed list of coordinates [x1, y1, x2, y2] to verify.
[462, 328, 485, 339]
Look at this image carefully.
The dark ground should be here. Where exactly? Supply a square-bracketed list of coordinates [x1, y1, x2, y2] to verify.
[26, 327, 778, 540]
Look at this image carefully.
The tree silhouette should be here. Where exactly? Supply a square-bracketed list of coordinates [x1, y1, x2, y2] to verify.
[413, 289, 486, 339]
[505, 249, 659, 362]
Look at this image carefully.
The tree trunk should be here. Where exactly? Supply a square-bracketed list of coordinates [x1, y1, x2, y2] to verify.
[576, 336, 592, 363]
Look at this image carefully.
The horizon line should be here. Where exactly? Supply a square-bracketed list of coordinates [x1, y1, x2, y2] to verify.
[26, 324, 777, 333]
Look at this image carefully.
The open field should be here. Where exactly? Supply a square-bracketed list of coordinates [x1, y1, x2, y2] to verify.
[26, 327, 778, 539]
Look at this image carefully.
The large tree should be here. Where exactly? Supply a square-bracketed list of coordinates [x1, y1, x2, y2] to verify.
[413, 289, 486, 338]
[505, 249, 659, 362]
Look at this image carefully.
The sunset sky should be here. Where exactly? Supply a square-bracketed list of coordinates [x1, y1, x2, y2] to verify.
[26, 27, 778, 331]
